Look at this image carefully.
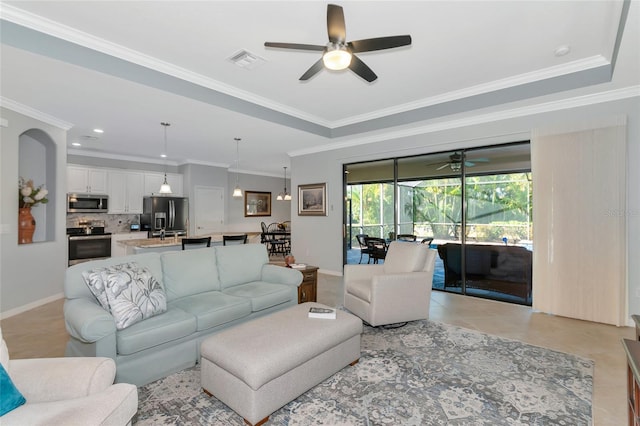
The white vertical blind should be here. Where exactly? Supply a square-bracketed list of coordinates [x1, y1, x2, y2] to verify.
[532, 120, 627, 326]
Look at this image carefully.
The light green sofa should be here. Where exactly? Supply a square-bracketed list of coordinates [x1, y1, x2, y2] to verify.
[64, 243, 302, 386]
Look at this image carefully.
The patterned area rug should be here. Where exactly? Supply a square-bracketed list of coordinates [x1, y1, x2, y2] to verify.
[134, 320, 593, 425]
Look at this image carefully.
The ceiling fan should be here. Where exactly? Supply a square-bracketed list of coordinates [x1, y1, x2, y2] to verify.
[436, 152, 490, 171]
[264, 3, 411, 82]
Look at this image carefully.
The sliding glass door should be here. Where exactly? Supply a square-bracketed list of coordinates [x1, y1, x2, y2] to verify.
[344, 142, 532, 305]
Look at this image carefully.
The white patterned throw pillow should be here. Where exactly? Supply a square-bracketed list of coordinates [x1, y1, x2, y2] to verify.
[103, 262, 167, 330]
[81, 267, 113, 311]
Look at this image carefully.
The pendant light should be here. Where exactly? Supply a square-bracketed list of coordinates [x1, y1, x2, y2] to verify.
[232, 137, 242, 198]
[158, 122, 172, 194]
[276, 166, 291, 201]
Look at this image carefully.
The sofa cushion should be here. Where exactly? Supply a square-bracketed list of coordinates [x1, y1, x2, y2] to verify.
[223, 282, 294, 312]
[0, 364, 25, 416]
[161, 250, 221, 301]
[116, 307, 196, 355]
[169, 292, 251, 331]
[383, 242, 428, 274]
[103, 262, 167, 330]
[215, 244, 269, 289]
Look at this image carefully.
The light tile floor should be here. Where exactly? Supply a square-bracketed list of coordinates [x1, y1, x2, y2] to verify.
[1, 273, 633, 426]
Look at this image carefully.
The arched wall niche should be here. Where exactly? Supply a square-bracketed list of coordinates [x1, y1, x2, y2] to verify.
[18, 128, 57, 242]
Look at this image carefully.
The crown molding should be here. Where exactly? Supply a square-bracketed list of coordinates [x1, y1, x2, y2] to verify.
[0, 4, 331, 128]
[289, 85, 640, 157]
[0, 97, 74, 130]
[67, 148, 179, 166]
[330, 55, 611, 128]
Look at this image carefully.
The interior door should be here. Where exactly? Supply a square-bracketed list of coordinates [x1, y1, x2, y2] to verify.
[194, 186, 224, 235]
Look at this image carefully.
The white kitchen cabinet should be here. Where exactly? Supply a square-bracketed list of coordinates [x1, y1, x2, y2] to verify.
[67, 166, 108, 194]
[144, 172, 183, 196]
[108, 171, 145, 213]
[111, 233, 146, 257]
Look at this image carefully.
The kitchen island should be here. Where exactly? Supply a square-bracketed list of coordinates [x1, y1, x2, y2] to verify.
[117, 232, 261, 255]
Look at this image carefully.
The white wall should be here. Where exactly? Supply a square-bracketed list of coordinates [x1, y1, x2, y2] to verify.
[290, 96, 640, 321]
[1, 108, 68, 316]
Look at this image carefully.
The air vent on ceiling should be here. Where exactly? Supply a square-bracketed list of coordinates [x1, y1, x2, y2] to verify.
[227, 49, 265, 70]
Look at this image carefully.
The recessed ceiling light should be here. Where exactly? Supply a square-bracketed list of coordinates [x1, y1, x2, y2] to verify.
[71, 142, 81, 147]
[93, 128, 104, 133]
[161, 154, 167, 158]
[554, 45, 571, 57]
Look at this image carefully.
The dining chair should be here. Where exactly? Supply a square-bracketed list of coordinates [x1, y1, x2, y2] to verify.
[223, 234, 248, 245]
[181, 237, 211, 250]
[266, 222, 289, 256]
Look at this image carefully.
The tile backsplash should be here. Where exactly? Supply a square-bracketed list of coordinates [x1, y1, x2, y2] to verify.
[66, 213, 141, 233]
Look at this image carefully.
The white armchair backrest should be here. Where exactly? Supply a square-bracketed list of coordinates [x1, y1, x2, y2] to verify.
[1, 328, 9, 368]
[383, 241, 431, 274]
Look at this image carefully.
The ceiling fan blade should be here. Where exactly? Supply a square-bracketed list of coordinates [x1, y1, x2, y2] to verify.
[299, 58, 325, 81]
[264, 42, 325, 51]
[465, 161, 475, 167]
[349, 35, 412, 53]
[327, 4, 346, 42]
[436, 163, 449, 171]
[349, 54, 377, 82]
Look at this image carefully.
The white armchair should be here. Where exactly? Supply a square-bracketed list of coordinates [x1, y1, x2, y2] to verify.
[344, 241, 436, 326]
[1, 329, 138, 426]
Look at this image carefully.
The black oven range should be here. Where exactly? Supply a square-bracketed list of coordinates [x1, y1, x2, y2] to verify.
[67, 221, 111, 266]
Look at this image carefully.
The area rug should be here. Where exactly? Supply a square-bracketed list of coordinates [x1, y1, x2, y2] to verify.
[134, 320, 593, 425]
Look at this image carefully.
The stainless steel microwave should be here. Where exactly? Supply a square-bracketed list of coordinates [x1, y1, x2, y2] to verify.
[67, 193, 109, 213]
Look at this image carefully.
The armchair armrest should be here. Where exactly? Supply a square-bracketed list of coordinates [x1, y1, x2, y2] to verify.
[9, 357, 116, 402]
[0, 383, 137, 426]
[261, 264, 303, 286]
[370, 272, 432, 301]
[63, 298, 116, 343]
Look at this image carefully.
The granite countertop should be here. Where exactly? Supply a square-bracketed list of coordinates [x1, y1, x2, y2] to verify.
[118, 231, 261, 248]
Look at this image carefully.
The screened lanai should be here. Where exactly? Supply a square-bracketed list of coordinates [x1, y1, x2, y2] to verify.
[344, 142, 533, 305]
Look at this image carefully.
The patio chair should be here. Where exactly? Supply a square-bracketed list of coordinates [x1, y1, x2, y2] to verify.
[397, 234, 417, 242]
[365, 237, 388, 264]
[355, 234, 370, 264]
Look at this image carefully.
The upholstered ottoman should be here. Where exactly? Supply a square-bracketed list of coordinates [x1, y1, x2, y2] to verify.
[200, 302, 362, 426]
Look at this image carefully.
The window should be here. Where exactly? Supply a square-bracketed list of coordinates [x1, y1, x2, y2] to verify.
[344, 142, 532, 305]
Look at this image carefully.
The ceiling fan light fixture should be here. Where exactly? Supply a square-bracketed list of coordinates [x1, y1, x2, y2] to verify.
[323, 45, 351, 70]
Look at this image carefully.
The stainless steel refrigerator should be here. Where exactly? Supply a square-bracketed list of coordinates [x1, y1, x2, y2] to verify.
[141, 196, 188, 237]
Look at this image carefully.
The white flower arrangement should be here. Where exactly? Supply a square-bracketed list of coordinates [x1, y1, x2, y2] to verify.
[19, 177, 49, 208]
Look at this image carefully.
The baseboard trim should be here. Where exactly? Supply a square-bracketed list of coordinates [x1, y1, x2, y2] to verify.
[0, 293, 64, 320]
[318, 268, 342, 277]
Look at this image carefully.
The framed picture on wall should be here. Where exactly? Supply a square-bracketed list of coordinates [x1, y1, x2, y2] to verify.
[298, 183, 326, 216]
[244, 191, 271, 217]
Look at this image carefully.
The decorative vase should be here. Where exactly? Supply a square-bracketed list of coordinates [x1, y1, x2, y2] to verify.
[18, 207, 35, 244]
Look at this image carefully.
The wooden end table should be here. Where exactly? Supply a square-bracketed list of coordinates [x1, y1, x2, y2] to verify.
[296, 265, 318, 304]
